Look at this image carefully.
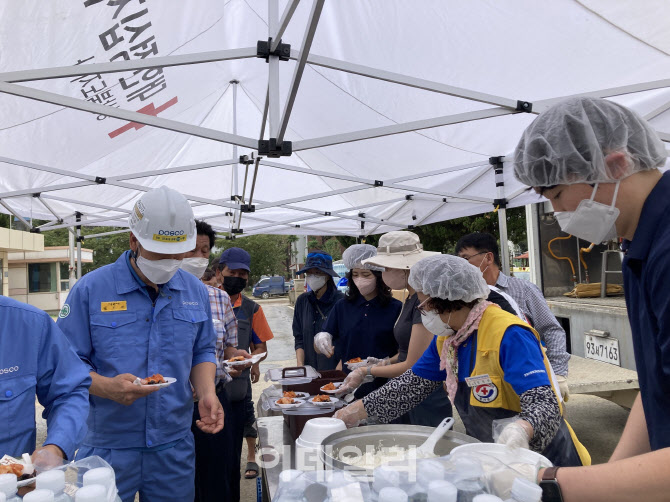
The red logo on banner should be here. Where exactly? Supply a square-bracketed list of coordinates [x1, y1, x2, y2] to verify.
[108, 96, 178, 139]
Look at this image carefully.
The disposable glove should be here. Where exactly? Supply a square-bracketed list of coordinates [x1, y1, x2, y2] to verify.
[496, 421, 531, 450]
[333, 399, 368, 428]
[336, 367, 368, 395]
[314, 332, 334, 358]
[556, 375, 570, 402]
[367, 356, 391, 367]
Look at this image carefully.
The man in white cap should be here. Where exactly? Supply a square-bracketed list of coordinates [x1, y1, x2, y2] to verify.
[58, 186, 222, 502]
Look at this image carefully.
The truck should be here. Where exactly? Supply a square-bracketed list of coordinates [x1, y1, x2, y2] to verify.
[252, 275, 288, 299]
[525, 203, 639, 408]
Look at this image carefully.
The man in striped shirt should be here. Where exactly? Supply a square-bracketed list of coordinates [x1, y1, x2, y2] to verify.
[184, 220, 251, 502]
[456, 232, 571, 400]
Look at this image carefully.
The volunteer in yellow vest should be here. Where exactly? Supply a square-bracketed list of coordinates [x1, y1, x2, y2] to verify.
[335, 254, 589, 468]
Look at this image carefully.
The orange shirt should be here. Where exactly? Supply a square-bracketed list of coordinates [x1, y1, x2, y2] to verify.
[233, 295, 274, 342]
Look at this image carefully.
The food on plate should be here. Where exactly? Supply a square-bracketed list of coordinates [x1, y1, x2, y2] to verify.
[141, 374, 165, 385]
[313, 394, 331, 403]
[277, 397, 296, 405]
[228, 356, 246, 362]
[283, 391, 297, 398]
[0, 463, 24, 476]
[347, 357, 363, 364]
[322, 382, 337, 391]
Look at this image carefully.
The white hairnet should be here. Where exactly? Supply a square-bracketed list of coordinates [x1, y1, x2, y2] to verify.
[342, 244, 384, 271]
[513, 97, 667, 187]
[408, 255, 489, 302]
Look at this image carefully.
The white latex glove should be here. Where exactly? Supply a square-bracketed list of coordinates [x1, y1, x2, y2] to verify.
[337, 367, 368, 395]
[496, 421, 531, 450]
[556, 375, 569, 402]
[333, 399, 368, 428]
[367, 357, 391, 367]
[314, 332, 334, 358]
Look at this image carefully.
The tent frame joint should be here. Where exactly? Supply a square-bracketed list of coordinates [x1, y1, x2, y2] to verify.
[95, 176, 107, 184]
[493, 198, 508, 209]
[231, 228, 244, 234]
[239, 155, 255, 166]
[374, 180, 384, 187]
[405, 194, 413, 200]
[257, 38, 291, 62]
[29, 227, 41, 233]
[516, 100, 533, 113]
[240, 204, 256, 213]
[258, 138, 292, 157]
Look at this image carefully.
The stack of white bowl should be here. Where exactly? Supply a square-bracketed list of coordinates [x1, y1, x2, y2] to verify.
[295, 417, 346, 471]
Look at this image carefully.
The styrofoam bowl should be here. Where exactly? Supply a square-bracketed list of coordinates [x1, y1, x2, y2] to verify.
[300, 417, 347, 444]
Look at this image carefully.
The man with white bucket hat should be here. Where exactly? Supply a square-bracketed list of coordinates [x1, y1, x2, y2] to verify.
[58, 186, 221, 502]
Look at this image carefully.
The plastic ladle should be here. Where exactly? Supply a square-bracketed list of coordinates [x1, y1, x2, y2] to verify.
[416, 417, 455, 457]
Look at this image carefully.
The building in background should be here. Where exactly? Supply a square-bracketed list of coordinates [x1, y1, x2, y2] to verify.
[0, 227, 44, 297]
[8, 246, 93, 314]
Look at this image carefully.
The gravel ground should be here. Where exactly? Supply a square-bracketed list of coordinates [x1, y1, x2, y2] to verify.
[35, 299, 631, 501]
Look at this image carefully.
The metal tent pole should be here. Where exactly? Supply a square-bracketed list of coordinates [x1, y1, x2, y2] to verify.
[490, 157, 510, 276]
[69, 226, 76, 288]
[75, 212, 82, 279]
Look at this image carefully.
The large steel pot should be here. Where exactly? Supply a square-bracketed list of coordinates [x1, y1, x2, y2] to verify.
[319, 424, 480, 477]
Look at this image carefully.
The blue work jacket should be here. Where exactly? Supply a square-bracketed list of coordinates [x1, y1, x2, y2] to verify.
[0, 296, 90, 459]
[57, 251, 216, 449]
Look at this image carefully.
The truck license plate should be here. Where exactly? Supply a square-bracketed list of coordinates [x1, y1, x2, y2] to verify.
[584, 335, 621, 366]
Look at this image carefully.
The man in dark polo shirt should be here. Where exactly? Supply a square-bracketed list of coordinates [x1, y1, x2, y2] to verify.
[513, 96, 669, 501]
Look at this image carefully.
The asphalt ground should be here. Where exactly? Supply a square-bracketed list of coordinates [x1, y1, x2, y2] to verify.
[36, 298, 630, 501]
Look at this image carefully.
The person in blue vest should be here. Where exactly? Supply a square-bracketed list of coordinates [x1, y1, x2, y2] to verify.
[293, 251, 344, 371]
[57, 186, 222, 502]
[513, 97, 670, 501]
[314, 244, 402, 398]
[0, 296, 90, 465]
[218, 247, 274, 489]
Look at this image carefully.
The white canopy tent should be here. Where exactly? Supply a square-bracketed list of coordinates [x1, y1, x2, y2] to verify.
[1, 0, 670, 269]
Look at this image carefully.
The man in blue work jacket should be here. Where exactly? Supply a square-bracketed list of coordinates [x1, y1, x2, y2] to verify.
[513, 97, 670, 501]
[0, 296, 90, 463]
[57, 186, 222, 502]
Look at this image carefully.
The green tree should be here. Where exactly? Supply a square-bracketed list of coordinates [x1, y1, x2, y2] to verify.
[41, 226, 131, 274]
[212, 234, 297, 285]
[324, 237, 344, 261]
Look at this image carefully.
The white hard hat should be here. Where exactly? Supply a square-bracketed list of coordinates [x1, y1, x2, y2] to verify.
[128, 186, 196, 254]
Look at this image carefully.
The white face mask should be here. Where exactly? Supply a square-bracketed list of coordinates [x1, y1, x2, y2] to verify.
[421, 310, 455, 337]
[180, 257, 209, 279]
[306, 274, 328, 292]
[136, 253, 183, 284]
[555, 182, 620, 243]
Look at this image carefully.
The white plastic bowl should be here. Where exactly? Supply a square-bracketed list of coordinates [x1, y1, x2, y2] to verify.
[300, 417, 347, 444]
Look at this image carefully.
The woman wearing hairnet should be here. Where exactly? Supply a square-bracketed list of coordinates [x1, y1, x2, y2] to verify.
[513, 97, 670, 500]
[314, 244, 402, 398]
[332, 231, 453, 427]
[334, 254, 589, 467]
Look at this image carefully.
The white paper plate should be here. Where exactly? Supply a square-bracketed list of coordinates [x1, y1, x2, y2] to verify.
[319, 382, 344, 394]
[225, 359, 253, 367]
[308, 396, 339, 406]
[282, 391, 310, 399]
[133, 376, 177, 388]
[275, 398, 305, 409]
[345, 359, 369, 370]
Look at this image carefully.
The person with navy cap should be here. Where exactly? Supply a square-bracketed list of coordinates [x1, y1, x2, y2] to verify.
[0, 296, 90, 464]
[57, 186, 221, 502]
[293, 250, 344, 371]
[217, 247, 274, 492]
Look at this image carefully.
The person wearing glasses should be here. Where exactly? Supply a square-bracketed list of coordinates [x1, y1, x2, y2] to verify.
[455, 233, 570, 401]
[335, 254, 589, 468]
